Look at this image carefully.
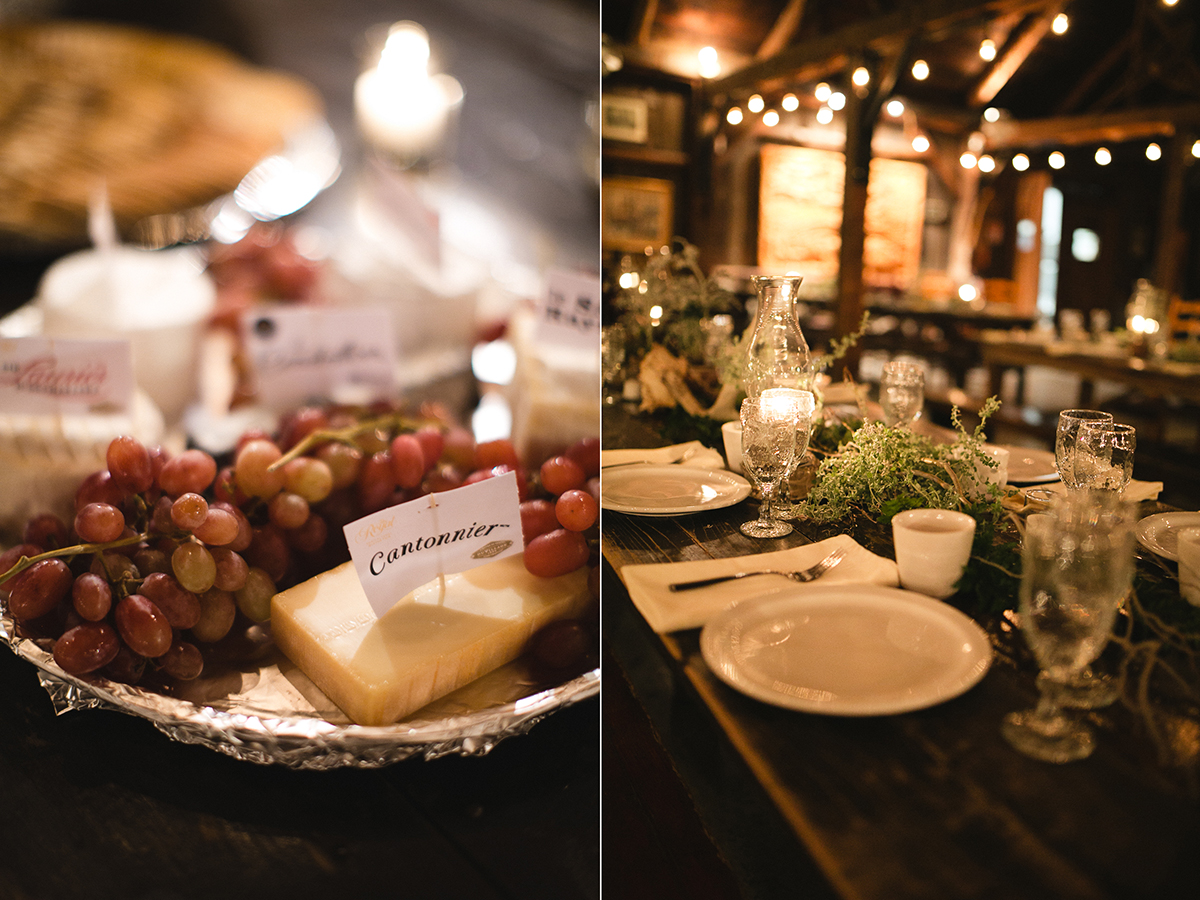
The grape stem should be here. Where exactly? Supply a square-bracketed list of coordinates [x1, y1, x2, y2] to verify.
[267, 413, 442, 472]
[0, 532, 149, 585]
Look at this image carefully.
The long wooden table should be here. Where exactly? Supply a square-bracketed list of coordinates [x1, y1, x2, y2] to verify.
[601, 405, 1200, 900]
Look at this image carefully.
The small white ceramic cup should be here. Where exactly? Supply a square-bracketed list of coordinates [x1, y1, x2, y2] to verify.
[1178, 527, 1200, 607]
[891, 508, 977, 599]
[721, 420, 743, 474]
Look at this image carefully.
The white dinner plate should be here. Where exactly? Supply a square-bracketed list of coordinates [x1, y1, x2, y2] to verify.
[1136, 511, 1200, 561]
[1000, 445, 1060, 484]
[700, 584, 992, 716]
[601, 464, 751, 516]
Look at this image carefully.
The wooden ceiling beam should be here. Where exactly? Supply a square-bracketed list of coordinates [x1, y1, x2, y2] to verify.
[968, 1, 1066, 107]
[756, 0, 809, 60]
[633, 0, 658, 47]
[981, 104, 1200, 148]
[1052, 31, 1133, 115]
[710, 0, 1059, 95]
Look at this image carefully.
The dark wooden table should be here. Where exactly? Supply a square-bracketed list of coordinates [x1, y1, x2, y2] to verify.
[601, 403, 1200, 900]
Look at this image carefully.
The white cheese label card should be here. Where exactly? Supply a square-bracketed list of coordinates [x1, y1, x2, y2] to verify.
[0, 337, 134, 415]
[535, 268, 601, 352]
[344, 470, 524, 618]
[240, 306, 396, 410]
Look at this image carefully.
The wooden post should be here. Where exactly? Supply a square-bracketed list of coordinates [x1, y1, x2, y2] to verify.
[1153, 132, 1192, 298]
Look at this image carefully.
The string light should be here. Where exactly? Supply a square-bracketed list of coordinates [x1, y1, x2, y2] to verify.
[1193, 139, 1200, 158]
[747, 94, 765, 113]
[979, 39, 996, 61]
[1094, 147, 1112, 165]
[1012, 153, 1030, 171]
[1146, 142, 1162, 160]
[726, 106, 743, 125]
[1052, 13, 1069, 34]
[762, 109, 780, 127]
[886, 98, 905, 117]
[828, 91, 846, 110]
[782, 93, 799, 111]
[816, 106, 834, 124]
[911, 59, 930, 80]
[814, 82, 832, 102]
[983, 107, 1000, 123]
[912, 134, 930, 153]
[978, 154, 996, 173]
[960, 152, 978, 169]
[1049, 150, 1065, 169]
[852, 66, 870, 87]
[698, 46, 720, 78]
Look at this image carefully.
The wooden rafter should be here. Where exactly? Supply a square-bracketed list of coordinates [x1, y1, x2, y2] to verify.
[1053, 31, 1134, 115]
[967, 1, 1066, 107]
[756, 0, 808, 60]
[634, 0, 658, 47]
[981, 103, 1200, 149]
[710, 0, 1059, 96]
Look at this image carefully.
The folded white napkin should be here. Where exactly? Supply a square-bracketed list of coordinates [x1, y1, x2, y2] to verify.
[620, 533, 899, 633]
[600, 441, 726, 471]
[1024, 478, 1162, 504]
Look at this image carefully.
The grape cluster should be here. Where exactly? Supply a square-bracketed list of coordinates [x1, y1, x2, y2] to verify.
[1, 404, 600, 687]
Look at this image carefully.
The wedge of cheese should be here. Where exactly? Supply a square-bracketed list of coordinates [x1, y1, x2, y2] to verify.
[270, 554, 590, 726]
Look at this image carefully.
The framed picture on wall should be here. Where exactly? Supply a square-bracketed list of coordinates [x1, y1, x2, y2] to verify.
[602, 176, 674, 253]
[601, 94, 650, 144]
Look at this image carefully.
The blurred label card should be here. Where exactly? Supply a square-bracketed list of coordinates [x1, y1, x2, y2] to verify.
[343, 471, 523, 617]
[535, 269, 601, 351]
[0, 337, 133, 415]
[241, 307, 396, 410]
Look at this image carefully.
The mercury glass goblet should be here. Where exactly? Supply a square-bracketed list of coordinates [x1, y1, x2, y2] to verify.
[880, 360, 924, 427]
[1075, 421, 1136, 495]
[1054, 409, 1113, 492]
[739, 393, 800, 538]
[1002, 494, 1136, 762]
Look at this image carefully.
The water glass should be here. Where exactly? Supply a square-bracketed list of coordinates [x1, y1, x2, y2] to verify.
[739, 393, 802, 538]
[1075, 421, 1136, 495]
[761, 387, 815, 518]
[1002, 493, 1136, 762]
[1055, 409, 1113, 491]
[880, 360, 924, 427]
[601, 324, 626, 404]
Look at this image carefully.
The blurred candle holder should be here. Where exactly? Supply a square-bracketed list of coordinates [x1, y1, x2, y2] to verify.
[355, 21, 463, 170]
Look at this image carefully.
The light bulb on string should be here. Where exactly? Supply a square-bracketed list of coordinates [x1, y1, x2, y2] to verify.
[1095, 147, 1112, 166]
[814, 82, 831, 102]
[1146, 142, 1161, 160]
[978, 154, 996, 173]
[983, 107, 1000, 123]
[698, 46, 720, 78]
[1049, 150, 1065, 169]
[763, 109, 779, 127]
[726, 106, 743, 125]
[782, 93, 799, 111]
[828, 91, 846, 111]
[816, 106, 834, 125]
[886, 99, 905, 117]
[979, 39, 996, 61]
[1052, 13, 1069, 34]
[852, 67, 870, 87]
[911, 59, 929, 80]
[912, 134, 930, 153]
[747, 94, 765, 113]
[1012, 153, 1030, 171]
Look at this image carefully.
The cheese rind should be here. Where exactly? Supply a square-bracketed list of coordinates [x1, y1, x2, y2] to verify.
[269, 554, 590, 726]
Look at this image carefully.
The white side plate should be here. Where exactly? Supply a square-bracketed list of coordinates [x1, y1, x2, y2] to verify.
[601, 464, 751, 516]
[1136, 511, 1200, 561]
[701, 584, 992, 716]
[1000, 445, 1059, 484]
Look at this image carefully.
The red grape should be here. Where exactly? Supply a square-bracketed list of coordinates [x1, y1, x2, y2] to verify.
[192, 588, 237, 642]
[528, 619, 591, 671]
[0, 543, 41, 591]
[474, 438, 519, 471]
[139, 572, 201, 630]
[102, 644, 146, 684]
[539, 456, 586, 495]
[234, 439, 285, 499]
[132, 548, 171, 576]
[442, 427, 476, 470]
[413, 426, 444, 467]
[520, 499, 559, 544]
[246, 525, 290, 583]
[211, 548, 250, 592]
[107, 436, 154, 493]
[72, 572, 113, 621]
[193, 507, 240, 546]
[555, 489, 598, 532]
[53, 622, 120, 675]
[565, 437, 601, 477]
[235, 567, 276, 623]
[268, 492, 310, 530]
[211, 502, 253, 553]
[172, 542, 216, 594]
[390, 434, 426, 489]
[524, 529, 589, 578]
[75, 470, 125, 510]
[287, 513, 328, 554]
[159, 639, 204, 680]
[89, 552, 139, 584]
[358, 450, 396, 513]
[23, 513, 69, 550]
[317, 442, 363, 490]
[282, 456, 334, 503]
[170, 493, 209, 531]
[158, 449, 218, 496]
[279, 406, 330, 450]
[8, 558, 73, 620]
[115, 594, 172, 658]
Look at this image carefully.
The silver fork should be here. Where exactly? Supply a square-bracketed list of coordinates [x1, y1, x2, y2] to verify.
[668, 547, 847, 592]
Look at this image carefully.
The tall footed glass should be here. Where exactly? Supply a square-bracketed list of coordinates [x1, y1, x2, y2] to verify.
[739, 394, 801, 538]
[1002, 493, 1136, 762]
[743, 275, 813, 517]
